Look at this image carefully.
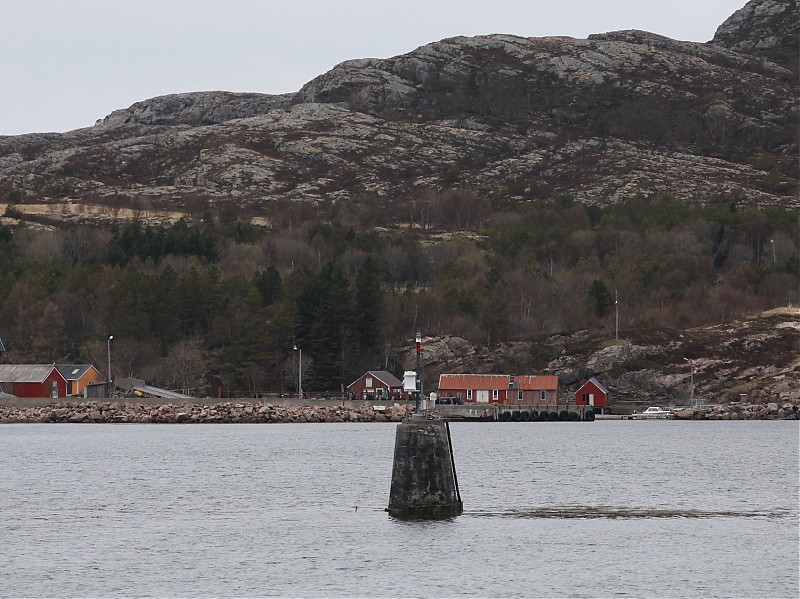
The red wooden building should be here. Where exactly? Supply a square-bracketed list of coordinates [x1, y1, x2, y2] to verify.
[346, 370, 406, 401]
[575, 377, 610, 408]
[510, 375, 560, 405]
[0, 364, 69, 398]
[437, 374, 510, 404]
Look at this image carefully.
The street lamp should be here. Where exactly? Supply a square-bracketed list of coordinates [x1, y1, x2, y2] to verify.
[615, 289, 619, 341]
[415, 332, 423, 413]
[683, 357, 694, 406]
[293, 345, 302, 400]
[770, 239, 776, 265]
[107, 335, 114, 386]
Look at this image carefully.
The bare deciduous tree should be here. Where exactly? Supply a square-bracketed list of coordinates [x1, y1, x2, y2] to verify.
[164, 337, 205, 395]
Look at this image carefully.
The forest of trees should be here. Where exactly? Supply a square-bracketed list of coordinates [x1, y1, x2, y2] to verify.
[0, 192, 796, 396]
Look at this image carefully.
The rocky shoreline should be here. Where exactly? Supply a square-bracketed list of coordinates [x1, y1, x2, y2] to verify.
[0, 401, 411, 424]
[1, 400, 798, 424]
[673, 402, 799, 420]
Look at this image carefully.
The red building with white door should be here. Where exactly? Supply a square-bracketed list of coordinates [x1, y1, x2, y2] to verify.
[0, 364, 69, 398]
[346, 370, 406, 400]
[437, 374, 511, 404]
[575, 377, 609, 408]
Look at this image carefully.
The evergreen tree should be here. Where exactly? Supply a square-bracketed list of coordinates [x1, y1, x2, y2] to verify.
[254, 266, 282, 306]
[304, 263, 355, 390]
[354, 256, 383, 351]
[588, 279, 612, 318]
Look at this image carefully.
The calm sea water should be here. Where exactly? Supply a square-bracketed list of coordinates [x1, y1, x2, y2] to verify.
[0, 421, 797, 598]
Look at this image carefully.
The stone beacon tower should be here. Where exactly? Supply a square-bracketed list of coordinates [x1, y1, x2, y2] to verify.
[387, 333, 463, 519]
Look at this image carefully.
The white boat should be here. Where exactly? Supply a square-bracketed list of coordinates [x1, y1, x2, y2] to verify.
[630, 406, 673, 419]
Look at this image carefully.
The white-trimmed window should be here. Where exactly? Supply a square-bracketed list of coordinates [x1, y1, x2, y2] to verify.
[540, 390, 546, 401]
[365, 377, 373, 388]
[467, 389, 472, 400]
[493, 389, 499, 401]
[518, 390, 523, 401]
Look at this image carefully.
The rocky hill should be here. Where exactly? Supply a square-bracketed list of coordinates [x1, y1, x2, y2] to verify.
[0, 0, 797, 222]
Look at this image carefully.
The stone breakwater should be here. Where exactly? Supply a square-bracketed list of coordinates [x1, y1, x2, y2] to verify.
[2, 400, 797, 424]
[0, 402, 411, 424]
[673, 402, 799, 420]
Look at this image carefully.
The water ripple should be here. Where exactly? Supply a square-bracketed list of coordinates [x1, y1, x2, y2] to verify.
[468, 505, 795, 519]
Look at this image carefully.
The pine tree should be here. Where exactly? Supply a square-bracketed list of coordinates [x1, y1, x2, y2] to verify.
[254, 266, 282, 306]
[354, 256, 382, 351]
[305, 263, 355, 390]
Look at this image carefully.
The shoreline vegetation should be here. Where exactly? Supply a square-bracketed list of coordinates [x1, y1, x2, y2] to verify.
[0, 400, 797, 424]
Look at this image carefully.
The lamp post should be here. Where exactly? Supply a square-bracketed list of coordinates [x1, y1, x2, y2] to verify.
[107, 335, 114, 386]
[415, 332, 423, 413]
[770, 239, 776, 265]
[293, 345, 302, 400]
[683, 357, 694, 406]
[615, 289, 619, 341]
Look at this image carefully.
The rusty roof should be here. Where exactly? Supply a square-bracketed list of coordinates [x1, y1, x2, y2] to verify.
[438, 374, 510, 390]
[0, 364, 61, 383]
[516, 375, 559, 390]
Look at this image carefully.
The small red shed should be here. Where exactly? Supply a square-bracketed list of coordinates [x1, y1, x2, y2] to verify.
[438, 374, 510, 404]
[347, 370, 405, 401]
[511, 375, 560, 405]
[0, 364, 69, 399]
[575, 377, 609, 408]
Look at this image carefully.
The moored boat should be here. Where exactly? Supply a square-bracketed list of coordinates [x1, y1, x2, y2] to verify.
[630, 406, 673, 419]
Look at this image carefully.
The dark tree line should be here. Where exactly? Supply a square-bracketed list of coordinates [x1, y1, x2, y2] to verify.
[0, 193, 796, 395]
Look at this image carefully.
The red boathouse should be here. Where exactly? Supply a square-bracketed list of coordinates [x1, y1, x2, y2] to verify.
[437, 374, 511, 404]
[347, 370, 406, 401]
[0, 364, 69, 398]
[575, 377, 610, 408]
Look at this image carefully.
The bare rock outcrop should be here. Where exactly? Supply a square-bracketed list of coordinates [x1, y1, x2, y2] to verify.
[710, 0, 799, 72]
[99, 91, 294, 127]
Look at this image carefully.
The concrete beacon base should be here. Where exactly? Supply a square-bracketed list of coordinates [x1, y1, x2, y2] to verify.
[387, 417, 463, 519]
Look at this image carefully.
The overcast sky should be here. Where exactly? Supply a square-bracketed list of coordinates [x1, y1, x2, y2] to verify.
[1, 0, 747, 136]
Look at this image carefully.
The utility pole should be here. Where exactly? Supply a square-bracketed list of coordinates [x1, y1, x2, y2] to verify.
[107, 335, 114, 384]
[684, 358, 694, 406]
[415, 332, 423, 413]
[293, 345, 302, 400]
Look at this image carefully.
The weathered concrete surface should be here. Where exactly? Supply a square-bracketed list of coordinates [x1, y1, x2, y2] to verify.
[388, 417, 463, 519]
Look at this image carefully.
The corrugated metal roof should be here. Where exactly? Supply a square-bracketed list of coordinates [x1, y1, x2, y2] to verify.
[132, 385, 192, 399]
[56, 364, 95, 380]
[516, 375, 559, 390]
[438, 374, 510, 390]
[367, 370, 403, 388]
[588, 377, 609, 395]
[0, 364, 58, 383]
